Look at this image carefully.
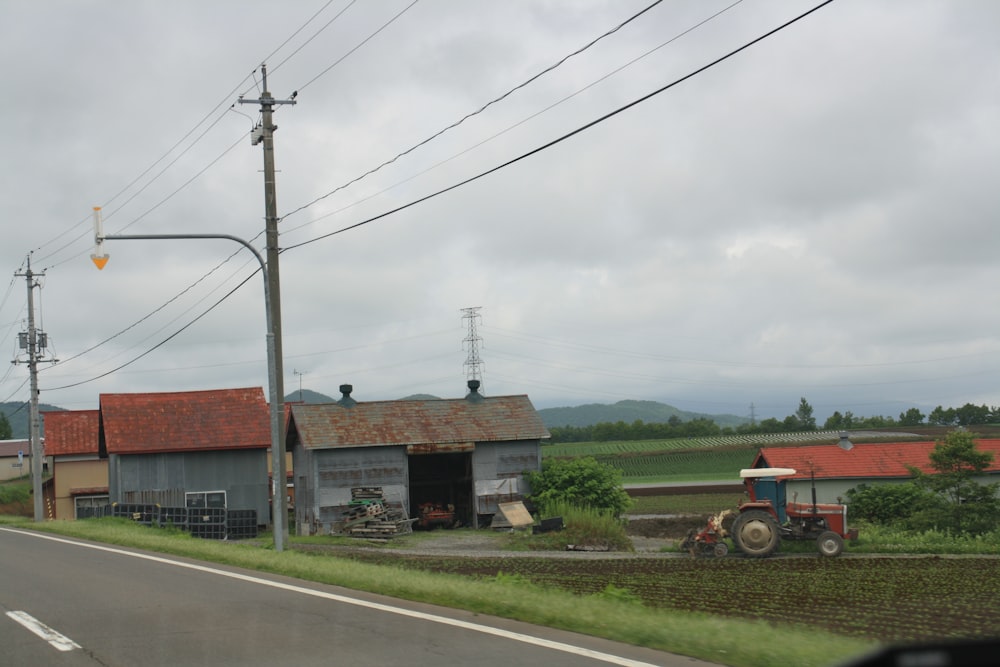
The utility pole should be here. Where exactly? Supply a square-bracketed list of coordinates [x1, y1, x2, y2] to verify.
[14, 256, 58, 522]
[239, 64, 295, 547]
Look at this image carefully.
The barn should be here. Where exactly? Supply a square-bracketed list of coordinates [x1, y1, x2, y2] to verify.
[288, 381, 549, 535]
[100, 387, 271, 525]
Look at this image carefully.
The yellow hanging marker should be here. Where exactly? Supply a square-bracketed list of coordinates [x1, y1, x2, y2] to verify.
[91, 206, 109, 269]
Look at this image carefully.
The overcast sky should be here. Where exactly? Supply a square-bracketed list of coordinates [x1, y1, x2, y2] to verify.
[2, 0, 998, 423]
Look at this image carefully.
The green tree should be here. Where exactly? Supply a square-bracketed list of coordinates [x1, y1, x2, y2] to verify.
[898, 408, 925, 427]
[0, 411, 11, 439]
[928, 405, 956, 426]
[954, 403, 993, 426]
[794, 397, 816, 431]
[526, 456, 632, 516]
[908, 430, 1000, 534]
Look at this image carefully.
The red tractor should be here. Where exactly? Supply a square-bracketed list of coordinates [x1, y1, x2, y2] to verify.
[732, 467, 857, 557]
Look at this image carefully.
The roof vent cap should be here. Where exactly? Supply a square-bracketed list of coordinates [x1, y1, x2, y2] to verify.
[466, 379, 484, 403]
[338, 384, 356, 408]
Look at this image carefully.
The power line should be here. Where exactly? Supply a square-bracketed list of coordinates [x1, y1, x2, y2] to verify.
[38, 1, 834, 395]
[45, 267, 261, 392]
[282, 0, 836, 253]
[279, 0, 746, 240]
[269, 0, 357, 76]
[280, 0, 669, 224]
[294, 0, 420, 94]
[30, 2, 346, 267]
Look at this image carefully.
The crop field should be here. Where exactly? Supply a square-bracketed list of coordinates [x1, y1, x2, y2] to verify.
[604, 448, 751, 482]
[542, 431, 850, 458]
[338, 552, 1000, 644]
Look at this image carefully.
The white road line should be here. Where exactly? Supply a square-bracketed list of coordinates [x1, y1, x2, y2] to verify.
[6, 610, 82, 652]
[1, 527, 660, 667]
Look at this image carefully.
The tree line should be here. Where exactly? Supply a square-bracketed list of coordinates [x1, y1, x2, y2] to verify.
[547, 398, 1000, 444]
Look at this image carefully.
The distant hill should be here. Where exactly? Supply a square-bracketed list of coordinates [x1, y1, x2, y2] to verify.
[537, 400, 749, 429]
[1, 401, 67, 440]
[284, 389, 336, 404]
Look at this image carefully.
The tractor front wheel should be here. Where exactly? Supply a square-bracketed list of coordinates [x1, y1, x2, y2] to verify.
[817, 531, 844, 557]
[732, 510, 780, 558]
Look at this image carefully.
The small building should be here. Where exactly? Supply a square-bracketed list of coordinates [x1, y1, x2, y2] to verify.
[0, 439, 35, 482]
[41, 410, 107, 519]
[288, 381, 549, 535]
[100, 387, 271, 524]
[752, 438, 1000, 503]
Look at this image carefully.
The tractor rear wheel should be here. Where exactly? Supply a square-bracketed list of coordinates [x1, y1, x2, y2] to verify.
[817, 531, 844, 557]
[732, 510, 780, 558]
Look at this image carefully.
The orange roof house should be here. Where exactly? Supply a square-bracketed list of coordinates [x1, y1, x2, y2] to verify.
[100, 387, 272, 525]
[754, 440, 1000, 480]
[751, 438, 1000, 503]
[42, 409, 106, 519]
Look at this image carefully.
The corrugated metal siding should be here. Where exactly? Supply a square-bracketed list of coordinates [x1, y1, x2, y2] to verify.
[111, 450, 268, 520]
[472, 441, 540, 516]
[311, 446, 408, 533]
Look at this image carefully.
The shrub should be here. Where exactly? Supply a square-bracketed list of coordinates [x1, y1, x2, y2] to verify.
[529, 502, 633, 552]
[845, 483, 939, 524]
[526, 456, 632, 516]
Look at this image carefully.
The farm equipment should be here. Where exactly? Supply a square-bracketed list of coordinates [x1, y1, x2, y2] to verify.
[416, 502, 456, 530]
[680, 509, 734, 557]
[729, 467, 858, 558]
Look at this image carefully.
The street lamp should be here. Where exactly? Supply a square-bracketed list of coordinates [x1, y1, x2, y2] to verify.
[93, 220, 287, 552]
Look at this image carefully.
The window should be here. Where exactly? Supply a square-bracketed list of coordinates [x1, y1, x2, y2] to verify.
[75, 495, 110, 519]
[185, 491, 227, 509]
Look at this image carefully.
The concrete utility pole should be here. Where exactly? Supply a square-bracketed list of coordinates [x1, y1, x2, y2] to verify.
[239, 64, 295, 547]
[14, 256, 58, 522]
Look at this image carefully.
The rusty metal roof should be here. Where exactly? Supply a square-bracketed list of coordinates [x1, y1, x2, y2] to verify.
[100, 387, 270, 455]
[41, 410, 100, 456]
[289, 394, 549, 449]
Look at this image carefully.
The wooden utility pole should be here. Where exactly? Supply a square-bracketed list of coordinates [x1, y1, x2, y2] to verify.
[239, 64, 295, 549]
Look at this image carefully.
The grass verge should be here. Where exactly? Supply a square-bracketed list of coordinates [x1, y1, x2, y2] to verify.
[2, 516, 875, 667]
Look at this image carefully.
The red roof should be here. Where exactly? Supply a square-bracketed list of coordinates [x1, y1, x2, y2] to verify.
[290, 394, 549, 449]
[755, 439, 1000, 480]
[100, 387, 270, 455]
[42, 410, 100, 456]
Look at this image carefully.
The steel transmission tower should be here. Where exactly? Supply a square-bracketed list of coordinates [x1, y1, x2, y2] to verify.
[461, 307, 484, 391]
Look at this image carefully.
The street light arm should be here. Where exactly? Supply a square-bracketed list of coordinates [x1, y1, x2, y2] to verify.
[98, 231, 286, 552]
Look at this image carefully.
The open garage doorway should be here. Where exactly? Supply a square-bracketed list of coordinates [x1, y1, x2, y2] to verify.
[407, 451, 473, 529]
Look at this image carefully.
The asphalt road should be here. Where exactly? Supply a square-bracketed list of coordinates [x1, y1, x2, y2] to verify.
[0, 527, 717, 667]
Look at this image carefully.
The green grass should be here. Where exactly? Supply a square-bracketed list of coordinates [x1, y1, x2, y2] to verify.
[2, 517, 874, 667]
[603, 448, 751, 482]
[542, 431, 848, 458]
[628, 493, 745, 515]
[0, 478, 31, 504]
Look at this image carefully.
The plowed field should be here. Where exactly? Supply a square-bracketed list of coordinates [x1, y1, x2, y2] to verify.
[336, 550, 1000, 643]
